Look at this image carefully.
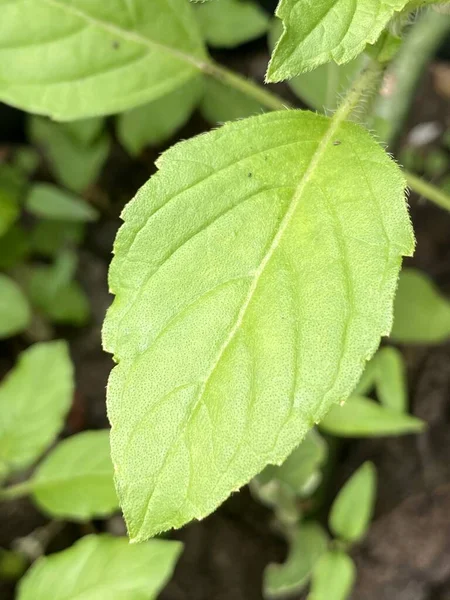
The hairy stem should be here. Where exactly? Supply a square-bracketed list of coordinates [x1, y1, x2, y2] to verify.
[405, 171, 450, 212]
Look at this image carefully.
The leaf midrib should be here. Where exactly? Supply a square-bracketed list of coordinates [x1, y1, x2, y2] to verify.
[41, 0, 206, 70]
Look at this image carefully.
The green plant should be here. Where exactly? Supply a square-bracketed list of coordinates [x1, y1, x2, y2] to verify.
[1, 0, 450, 598]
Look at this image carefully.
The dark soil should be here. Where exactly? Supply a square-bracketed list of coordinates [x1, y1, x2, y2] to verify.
[1, 30, 449, 600]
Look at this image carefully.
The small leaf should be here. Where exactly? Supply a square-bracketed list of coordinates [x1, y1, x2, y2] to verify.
[353, 347, 407, 413]
[391, 268, 450, 343]
[0, 341, 73, 476]
[117, 77, 203, 155]
[0, 164, 24, 237]
[375, 347, 407, 412]
[26, 184, 98, 223]
[329, 461, 376, 543]
[0, 226, 31, 270]
[62, 118, 105, 147]
[0, 274, 30, 339]
[28, 431, 118, 520]
[31, 221, 85, 258]
[308, 551, 356, 600]
[268, 20, 365, 111]
[320, 396, 424, 437]
[258, 430, 327, 495]
[200, 78, 266, 124]
[0, 0, 207, 120]
[264, 522, 328, 598]
[267, 0, 408, 81]
[104, 110, 413, 540]
[27, 265, 90, 327]
[195, 0, 270, 48]
[29, 117, 110, 193]
[17, 534, 182, 600]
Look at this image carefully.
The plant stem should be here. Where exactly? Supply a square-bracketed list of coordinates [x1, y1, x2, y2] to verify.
[201, 60, 294, 111]
[405, 171, 450, 212]
[333, 60, 384, 122]
[0, 480, 31, 500]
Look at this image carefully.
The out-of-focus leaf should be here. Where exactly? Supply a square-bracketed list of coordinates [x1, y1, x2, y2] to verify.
[391, 268, 450, 343]
[27, 265, 90, 326]
[329, 462, 376, 543]
[264, 522, 328, 598]
[0, 164, 25, 237]
[31, 221, 85, 258]
[28, 431, 118, 520]
[18, 535, 182, 600]
[200, 77, 266, 124]
[30, 117, 110, 193]
[258, 430, 327, 495]
[0, 341, 73, 476]
[62, 118, 105, 147]
[320, 396, 424, 437]
[0, 226, 30, 270]
[13, 147, 40, 176]
[0, 274, 30, 339]
[308, 551, 356, 600]
[196, 0, 270, 48]
[117, 77, 203, 155]
[26, 184, 98, 223]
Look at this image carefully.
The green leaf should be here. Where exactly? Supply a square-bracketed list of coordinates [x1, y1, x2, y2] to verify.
[0, 164, 25, 237]
[27, 266, 90, 327]
[329, 461, 376, 543]
[17, 534, 182, 600]
[375, 347, 407, 412]
[30, 117, 110, 193]
[62, 118, 105, 146]
[268, 20, 365, 112]
[0, 226, 31, 270]
[267, 0, 409, 82]
[31, 221, 85, 258]
[258, 430, 327, 496]
[195, 0, 270, 48]
[391, 268, 450, 343]
[308, 551, 356, 600]
[354, 347, 407, 412]
[26, 184, 98, 223]
[117, 76, 203, 155]
[264, 522, 328, 598]
[28, 431, 118, 520]
[200, 78, 266, 124]
[0, 341, 73, 476]
[320, 395, 424, 437]
[0, 274, 30, 339]
[103, 110, 413, 541]
[0, 0, 207, 120]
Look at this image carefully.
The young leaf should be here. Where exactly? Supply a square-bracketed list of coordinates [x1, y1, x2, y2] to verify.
[353, 346, 407, 413]
[117, 76, 203, 155]
[268, 20, 365, 112]
[200, 78, 266, 124]
[17, 534, 182, 600]
[0, 341, 73, 476]
[26, 184, 98, 223]
[103, 110, 413, 541]
[29, 117, 110, 193]
[31, 221, 85, 258]
[258, 430, 327, 495]
[0, 274, 30, 339]
[391, 268, 450, 343]
[62, 118, 105, 147]
[0, 0, 206, 120]
[375, 347, 407, 412]
[27, 266, 90, 327]
[329, 461, 377, 543]
[320, 395, 424, 437]
[308, 551, 356, 600]
[195, 0, 270, 48]
[0, 226, 31, 270]
[264, 522, 328, 598]
[28, 431, 118, 520]
[267, 0, 409, 81]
